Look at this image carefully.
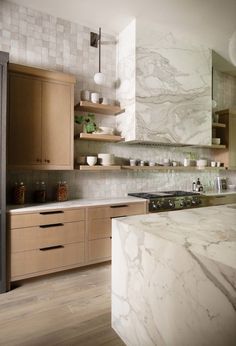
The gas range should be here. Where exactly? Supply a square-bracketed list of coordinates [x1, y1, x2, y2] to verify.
[128, 190, 206, 213]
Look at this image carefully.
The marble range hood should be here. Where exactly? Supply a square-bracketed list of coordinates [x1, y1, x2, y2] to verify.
[116, 20, 212, 146]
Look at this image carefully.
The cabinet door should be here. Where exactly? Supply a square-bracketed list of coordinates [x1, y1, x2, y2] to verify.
[8, 74, 42, 166]
[41, 81, 73, 169]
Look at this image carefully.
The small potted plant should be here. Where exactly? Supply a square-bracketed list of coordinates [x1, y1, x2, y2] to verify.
[74, 113, 97, 134]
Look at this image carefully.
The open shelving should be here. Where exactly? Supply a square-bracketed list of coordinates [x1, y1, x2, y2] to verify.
[74, 101, 125, 116]
[74, 165, 226, 172]
[75, 133, 123, 142]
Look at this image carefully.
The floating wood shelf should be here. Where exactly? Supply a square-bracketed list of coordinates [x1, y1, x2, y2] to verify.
[76, 133, 123, 142]
[76, 165, 121, 171]
[75, 165, 226, 172]
[74, 101, 125, 115]
[212, 123, 226, 128]
[121, 166, 226, 171]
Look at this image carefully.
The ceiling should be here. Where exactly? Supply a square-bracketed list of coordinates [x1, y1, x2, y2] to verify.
[9, 0, 236, 64]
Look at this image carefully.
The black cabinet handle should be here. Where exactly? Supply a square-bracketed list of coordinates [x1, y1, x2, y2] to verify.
[111, 215, 128, 219]
[40, 211, 64, 215]
[110, 204, 128, 208]
[110, 236, 112, 239]
[39, 223, 64, 228]
[39, 245, 64, 251]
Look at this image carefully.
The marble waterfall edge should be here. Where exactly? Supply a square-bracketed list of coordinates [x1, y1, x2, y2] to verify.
[112, 205, 236, 346]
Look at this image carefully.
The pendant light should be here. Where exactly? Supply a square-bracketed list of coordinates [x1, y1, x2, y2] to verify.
[91, 28, 106, 85]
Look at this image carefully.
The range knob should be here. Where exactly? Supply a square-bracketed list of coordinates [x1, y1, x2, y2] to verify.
[150, 200, 162, 211]
[180, 199, 186, 208]
[191, 198, 197, 206]
[168, 199, 175, 209]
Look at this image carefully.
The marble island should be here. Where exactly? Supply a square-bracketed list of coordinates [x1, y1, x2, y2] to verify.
[112, 204, 236, 346]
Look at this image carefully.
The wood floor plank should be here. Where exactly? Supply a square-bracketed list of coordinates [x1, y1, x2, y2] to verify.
[0, 263, 125, 346]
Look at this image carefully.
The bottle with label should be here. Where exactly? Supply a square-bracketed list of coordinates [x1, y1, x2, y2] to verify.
[196, 178, 201, 192]
[13, 181, 26, 204]
[192, 181, 196, 191]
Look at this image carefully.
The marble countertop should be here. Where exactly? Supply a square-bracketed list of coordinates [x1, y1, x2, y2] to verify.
[114, 204, 236, 270]
[7, 196, 147, 214]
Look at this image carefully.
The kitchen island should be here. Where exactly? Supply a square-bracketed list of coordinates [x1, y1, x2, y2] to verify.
[112, 204, 236, 346]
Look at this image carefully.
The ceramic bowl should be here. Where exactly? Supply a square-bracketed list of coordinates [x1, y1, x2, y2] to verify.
[98, 127, 114, 135]
[86, 156, 97, 166]
[196, 159, 208, 168]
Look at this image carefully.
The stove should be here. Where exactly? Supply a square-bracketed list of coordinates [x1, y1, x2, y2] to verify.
[128, 190, 206, 213]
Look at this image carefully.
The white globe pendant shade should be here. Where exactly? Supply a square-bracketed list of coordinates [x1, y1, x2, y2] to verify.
[94, 72, 105, 85]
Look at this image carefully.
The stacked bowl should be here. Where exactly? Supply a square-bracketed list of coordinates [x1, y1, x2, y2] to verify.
[98, 153, 115, 166]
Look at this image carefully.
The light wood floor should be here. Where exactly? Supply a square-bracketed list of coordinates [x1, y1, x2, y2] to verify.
[0, 263, 125, 346]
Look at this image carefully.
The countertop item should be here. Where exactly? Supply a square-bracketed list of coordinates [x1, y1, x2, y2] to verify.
[112, 204, 236, 346]
[7, 196, 147, 214]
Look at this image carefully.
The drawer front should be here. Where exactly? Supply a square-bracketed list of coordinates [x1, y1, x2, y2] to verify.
[88, 238, 111, 262]
[10, 208, 85, 229]
[11, 242, 84, 279]
[11, 221, 85, 253]
[109, 202, 147, 218]
[88, 218, 111, 240]
[87, 206, 111, 219]
[87, 202, 147, 220]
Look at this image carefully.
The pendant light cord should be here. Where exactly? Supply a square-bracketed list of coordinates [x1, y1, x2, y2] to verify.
[99, 27, 101, 73]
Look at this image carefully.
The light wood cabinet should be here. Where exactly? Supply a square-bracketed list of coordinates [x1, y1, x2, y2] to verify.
[87, 202, 147, 263]
[10, 208, 85, 281]
[9, 201, 147, 282]
[211, 109, 236, 169]
[8, 64, 75, 170]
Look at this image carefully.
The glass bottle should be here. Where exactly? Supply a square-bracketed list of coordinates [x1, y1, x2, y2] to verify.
[13, 181, 26, 205]
[56, 181, 68, 202]
[34, 181, 46, 203]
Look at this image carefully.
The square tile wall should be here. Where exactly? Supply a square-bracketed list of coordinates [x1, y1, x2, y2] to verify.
[1, 0, 236, 201]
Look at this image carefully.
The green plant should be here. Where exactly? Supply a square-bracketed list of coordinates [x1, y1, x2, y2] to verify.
[75, 113, 97, 133]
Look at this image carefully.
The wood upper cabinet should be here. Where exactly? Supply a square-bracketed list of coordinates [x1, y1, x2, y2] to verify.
[8, 74, 42, 166]
[8, 64, 75, 170]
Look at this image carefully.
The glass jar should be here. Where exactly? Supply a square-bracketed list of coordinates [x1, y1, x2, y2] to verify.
[13, 181, 26, 205]
[56, 181, 68, 202]
[34, 181, 46, 203]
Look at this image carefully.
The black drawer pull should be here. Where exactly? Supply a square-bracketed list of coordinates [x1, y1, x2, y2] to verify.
[40, 211, 64, 215]
[111, 215, 128, 219]
[110, 204, 128, 208]
[110, 236, 112, 239]
[39, 245, 64, 251]
[39, 223, 64, 228]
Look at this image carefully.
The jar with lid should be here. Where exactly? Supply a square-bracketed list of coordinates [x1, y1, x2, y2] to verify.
[56, 181, 68, 202]
[34, 181, 46, 203]
[13, 181, 26, 205]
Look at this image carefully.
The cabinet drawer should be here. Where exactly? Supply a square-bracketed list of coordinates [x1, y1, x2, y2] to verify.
[88, 218, 111, 240]
[87, 202, 147, 220]
[11, 221, 85, 253]
[10, 208, 85, 229]
[11, 242, 84, 280]
[88, 239, 111, 262]
[207, 194, 236, 206]
[109, 202, 147, 218]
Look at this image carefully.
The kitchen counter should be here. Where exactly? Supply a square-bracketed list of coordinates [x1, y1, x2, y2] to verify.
[7, 196, 147, 214]
[112, 204, 236, 346]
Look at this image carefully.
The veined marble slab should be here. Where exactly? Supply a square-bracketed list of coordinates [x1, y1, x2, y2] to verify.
[112, 204, 236, 346]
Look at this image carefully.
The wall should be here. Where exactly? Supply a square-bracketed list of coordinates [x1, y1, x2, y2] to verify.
[1, 0, 235, 202]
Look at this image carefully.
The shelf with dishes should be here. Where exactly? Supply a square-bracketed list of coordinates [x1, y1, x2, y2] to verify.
[75, 165, 226, 172]
[74, 101, 125, 116]
[75, 133, 123, 142]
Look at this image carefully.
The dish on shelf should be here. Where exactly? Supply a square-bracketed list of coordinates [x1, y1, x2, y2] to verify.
[228, 184, 236, 190]
[212, 137, 221, 145]
[196, 159, 208, 168]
